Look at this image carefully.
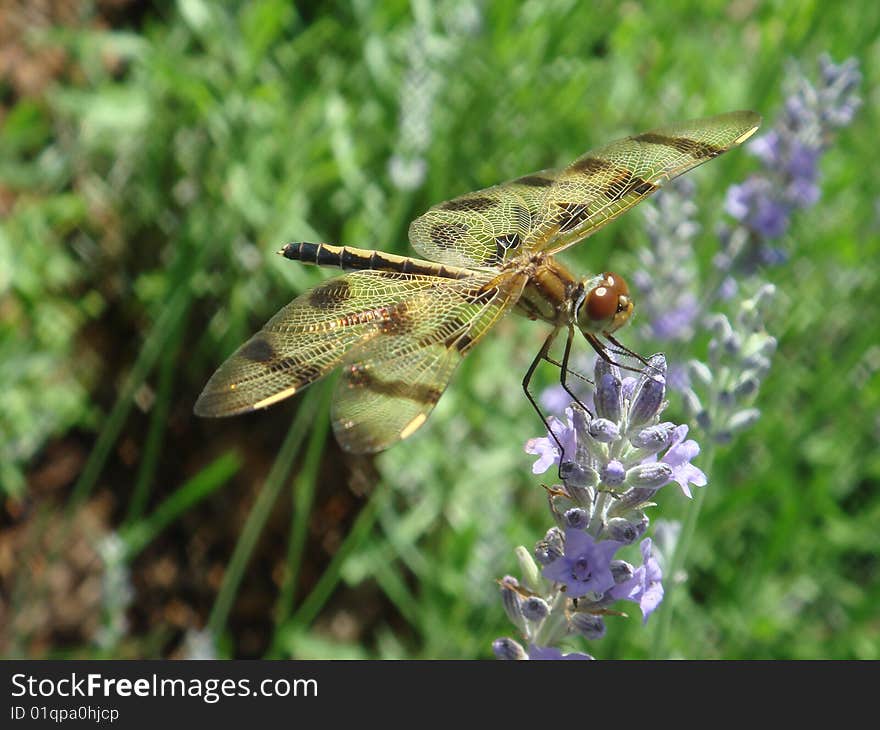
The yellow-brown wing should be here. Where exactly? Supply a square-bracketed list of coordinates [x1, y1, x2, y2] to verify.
[194, 268, 523, 452]
[330, 270, 520, 451]
[407, 168, 561, 269]
[407, 111, 760, 267]
[527, 110, 761, 255]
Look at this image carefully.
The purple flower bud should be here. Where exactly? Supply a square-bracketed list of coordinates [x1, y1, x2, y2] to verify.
[631, 423, 674, 451]
[570, 405, 591, 438]
[723, 330, 743, 356]
[696, 409, 712, 432]
[560, 461, 592, 487]
[648, 294, 699, 341]
[613, 486, 658, 511]
[749, 130, 781, 165]
[706, 313, 734, 341]
[728, 408, 761, 433]
[606, 517, 638, 544]
[493, 637, 527, 660]
[570, 613, 606, 640]
[787, 178, 820, 207]
[589, 418, 620, 443]
[565, 483, 597, 511]
[534, 543, 560, 566]
[564, 508, 589, 530]
[629, 356, 667, 427]
[595, 372, 622, 422]
[601, 460, 626, 487]
[535, 527, 564, 565]
[786, 139, 819, 180]
[499, 576, 524, 627]
[725, 182, 751, 221]
[687, 360, 714, 388]
[627, 462, 674, 489]
[733, 373, 760, 400]
[521, 596, 550, 622]
[718, 389, 735, 409]
[754, 196, 791, 237]
[593, 356, 622, 386]
[718, 275, 738, 300]
[632, 513, 649, 539]
[610, 560, 634, 584]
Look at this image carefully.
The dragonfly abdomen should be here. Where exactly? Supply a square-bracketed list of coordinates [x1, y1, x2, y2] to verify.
[279, 242, 472, 280]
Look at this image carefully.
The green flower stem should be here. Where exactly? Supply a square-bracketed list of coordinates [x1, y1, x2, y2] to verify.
[651, 447, 716, 657]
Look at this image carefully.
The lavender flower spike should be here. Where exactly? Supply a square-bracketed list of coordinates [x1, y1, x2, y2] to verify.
[719, 54, 861, 274]
[525, 355, 705, 499]
[498, 354, 707, 658]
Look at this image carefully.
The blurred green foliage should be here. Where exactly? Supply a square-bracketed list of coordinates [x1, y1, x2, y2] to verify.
[2, 0, 878, 658]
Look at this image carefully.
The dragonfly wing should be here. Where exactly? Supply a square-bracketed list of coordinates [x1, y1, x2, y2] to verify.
[527, 110, 761, 255]
[331, 274, 525, 452]
[407, 112, 759, 266]
[195, 267, 523, 453]
[407, 169, 561, 269]
[194, 271, 488, 418]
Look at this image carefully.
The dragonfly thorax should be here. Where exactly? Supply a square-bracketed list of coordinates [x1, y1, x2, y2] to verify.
[574, 271, 634, 336]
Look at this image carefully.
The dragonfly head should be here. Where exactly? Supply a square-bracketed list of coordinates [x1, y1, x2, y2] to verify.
[574, 271, 634, 336]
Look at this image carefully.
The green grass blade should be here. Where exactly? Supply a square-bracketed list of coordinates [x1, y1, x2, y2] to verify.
[120, 450, 242, 560]
[206, 384, 324, 641]
[272, 384, 331, 632]
[125, 309, 188, 525]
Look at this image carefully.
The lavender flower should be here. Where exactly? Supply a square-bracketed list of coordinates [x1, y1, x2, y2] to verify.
[525, 356, 706, 499]
[542, 530, 622, 599]
[635, 55, 860, 353]
[607, 538, 664, 624]
[524, 413, 576, 474]
[494, 355, 704, 658]
[526, 645, 594, 660]
[634, 178, 703, 342]
[657, 425, 707, 498]
[492, 637, 528, 660]
[719, 54, 861, 274]
[679, 284, 777, 444]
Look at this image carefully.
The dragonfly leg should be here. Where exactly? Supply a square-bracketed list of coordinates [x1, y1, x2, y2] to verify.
[585, 332, 654, 378]
[556, 325, 592, 415]
[522, 328, 567, 460]
[603, 333, 665, 380]
[542, 356, 592, 386]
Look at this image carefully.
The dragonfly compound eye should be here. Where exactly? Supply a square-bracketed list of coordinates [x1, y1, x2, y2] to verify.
[580, 272, 633, 333]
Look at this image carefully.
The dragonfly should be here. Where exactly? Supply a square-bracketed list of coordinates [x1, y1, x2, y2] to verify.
[195, 110, 761, 454]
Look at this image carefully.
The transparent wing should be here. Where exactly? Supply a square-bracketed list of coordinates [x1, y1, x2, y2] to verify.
[407, 111, 760, 267]
[194, 268, 522, 452]
[528, 110, 762, 255]
[331, 272, 525, 452]
[407, 168, 561, 268]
